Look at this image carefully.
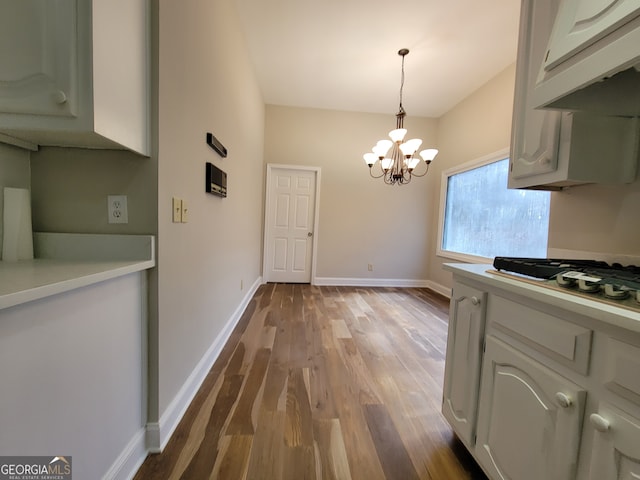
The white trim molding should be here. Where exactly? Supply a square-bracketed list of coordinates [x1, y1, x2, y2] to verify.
[312, 277, 451, 298]
[426, 280, 452, 299]
[103, 428, 147, 480]
[314, 277, 424, 288]
[146, 275, 263, 453]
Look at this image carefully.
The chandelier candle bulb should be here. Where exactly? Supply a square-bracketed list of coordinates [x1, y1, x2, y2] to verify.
[362, 48, 438, 185]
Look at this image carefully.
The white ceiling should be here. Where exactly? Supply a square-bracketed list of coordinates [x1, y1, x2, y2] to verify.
[232, 0, 521, 118]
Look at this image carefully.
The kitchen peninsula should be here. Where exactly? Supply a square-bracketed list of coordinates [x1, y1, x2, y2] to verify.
[0, 233, 155, 479]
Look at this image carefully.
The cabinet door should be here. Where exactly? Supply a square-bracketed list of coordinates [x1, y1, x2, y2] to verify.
[0, 0, 77, 117]
[510, 0, 563, 184]
[442, 282, 487, 447]
[475, 336, 585, 480]
[543, 0, 640, 71]
[588, 404, 640, 479]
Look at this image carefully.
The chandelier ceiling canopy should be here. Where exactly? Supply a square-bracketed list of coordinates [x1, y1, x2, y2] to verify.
[363, 49, 438, 185]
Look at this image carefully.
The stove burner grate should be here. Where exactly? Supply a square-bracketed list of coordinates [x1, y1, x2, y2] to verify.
[493, 257, 640, 292]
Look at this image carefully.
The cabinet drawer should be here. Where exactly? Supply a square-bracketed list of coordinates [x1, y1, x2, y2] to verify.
[489, 295, 592, 374]
[603, 337, 640, 405]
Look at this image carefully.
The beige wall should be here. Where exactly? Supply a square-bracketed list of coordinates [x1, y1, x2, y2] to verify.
[265, 105, 438, 282]
[31, 147, 157, 235]
[0, 143, 31, 253]
[548, 180, 640, 257]
[156, 0, 265, 417]
[427, 63, 517, 291]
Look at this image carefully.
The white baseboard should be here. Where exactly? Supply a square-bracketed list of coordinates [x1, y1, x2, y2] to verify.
[425, 280, 452, 299]
[313, 277, 451, 298]
[146, 276, 263, 453]
[313, 277, 430, 287]
[102, 428, 147, 480]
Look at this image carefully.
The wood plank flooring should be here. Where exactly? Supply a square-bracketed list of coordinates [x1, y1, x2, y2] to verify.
[134, 284, 487, 480]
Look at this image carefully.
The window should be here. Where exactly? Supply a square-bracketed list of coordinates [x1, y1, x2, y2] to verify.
[438, 149, 550, 262]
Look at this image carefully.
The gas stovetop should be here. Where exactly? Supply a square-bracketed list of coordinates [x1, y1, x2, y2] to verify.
[492, 257, 640, 306]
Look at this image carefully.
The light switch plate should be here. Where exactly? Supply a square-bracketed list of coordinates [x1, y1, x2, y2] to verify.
[181, 199, 188, 223]
[172, 197, 182, 223]
[108, 195, 128, 224]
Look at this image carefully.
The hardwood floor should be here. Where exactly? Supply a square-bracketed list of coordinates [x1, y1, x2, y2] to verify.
[134, 284, 487, 480]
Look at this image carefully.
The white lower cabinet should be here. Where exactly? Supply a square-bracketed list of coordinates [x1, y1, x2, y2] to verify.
[587, 403, 640, 479]
[442, 281, 487, 447]
[475, 336, 586, 480]
[443, 264, 640, 480]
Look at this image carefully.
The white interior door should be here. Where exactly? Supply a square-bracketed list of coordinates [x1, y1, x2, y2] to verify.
[263, 165, 320, 283]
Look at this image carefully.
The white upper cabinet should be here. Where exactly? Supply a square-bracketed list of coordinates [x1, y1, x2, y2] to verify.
[510, 0, 564, 186]
[534, 0, 640, 111]
[0, 1, 77, 118]
[510, 0, 640, 190]
[543, 0, 640, 70]
[0, 0, 149, 156]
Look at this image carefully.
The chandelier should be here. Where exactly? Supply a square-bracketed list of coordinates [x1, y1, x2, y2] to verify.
[363, 49, 438, 185]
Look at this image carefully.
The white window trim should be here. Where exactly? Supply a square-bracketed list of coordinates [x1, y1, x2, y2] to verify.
[436, 147, 511, 264]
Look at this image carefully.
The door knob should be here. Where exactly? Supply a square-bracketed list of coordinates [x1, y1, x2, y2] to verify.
[308, 232, 313, 237]
[589, 413, 610, 433]
[471, 296, 480, 306]
[555, 392, 572, 408]
[52, 90, 67, 104]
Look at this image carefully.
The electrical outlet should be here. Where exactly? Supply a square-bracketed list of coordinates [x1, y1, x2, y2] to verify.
[181, 199, 189, 223]
[108, 195, 128, 224]
[172, 197, 182, 223]
[368, 264, 374, 271]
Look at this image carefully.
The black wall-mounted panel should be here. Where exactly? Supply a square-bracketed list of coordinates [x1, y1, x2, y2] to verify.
[206, 162, 227, 197]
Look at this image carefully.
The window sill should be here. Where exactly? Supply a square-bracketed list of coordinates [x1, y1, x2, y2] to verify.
[437, 248, 493, 264]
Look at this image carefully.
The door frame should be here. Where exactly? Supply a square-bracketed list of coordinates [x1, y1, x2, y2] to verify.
[262, 163, 321, 284]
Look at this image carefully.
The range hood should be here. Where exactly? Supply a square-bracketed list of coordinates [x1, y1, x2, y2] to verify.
[533, 7, 640, 115]
[541, 65, 640, 116]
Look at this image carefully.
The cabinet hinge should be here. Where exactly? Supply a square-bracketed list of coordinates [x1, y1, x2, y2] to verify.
[482, 340, 486, 353]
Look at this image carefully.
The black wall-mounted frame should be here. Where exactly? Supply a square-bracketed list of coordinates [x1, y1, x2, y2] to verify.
[206, 132, 228, 158]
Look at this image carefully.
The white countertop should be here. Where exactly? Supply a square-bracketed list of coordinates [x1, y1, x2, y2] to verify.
[0, 233, 155, 310]
[444, 263, 640, 333]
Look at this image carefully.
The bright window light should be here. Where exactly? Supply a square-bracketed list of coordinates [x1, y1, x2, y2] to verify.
[439, 152, 550, 262]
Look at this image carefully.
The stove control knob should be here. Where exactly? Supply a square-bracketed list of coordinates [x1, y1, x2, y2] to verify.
[590, 413, 610, 432]
[555, 392, 572, 408]
[470, 296, 480, 306]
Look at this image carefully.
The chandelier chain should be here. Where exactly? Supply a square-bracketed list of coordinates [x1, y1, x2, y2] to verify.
[398, 52, 406, 116]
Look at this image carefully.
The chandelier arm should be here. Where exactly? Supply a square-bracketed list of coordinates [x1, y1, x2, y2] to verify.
[368, 166, 386, 179]
[408, 162, 431, 177]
